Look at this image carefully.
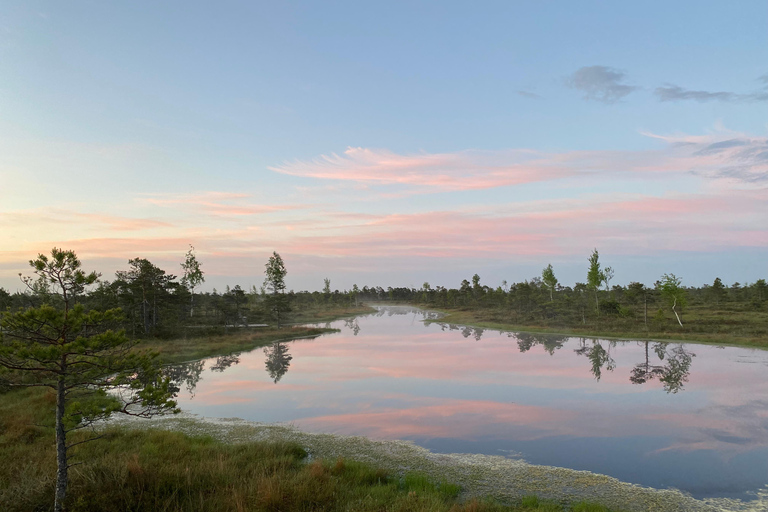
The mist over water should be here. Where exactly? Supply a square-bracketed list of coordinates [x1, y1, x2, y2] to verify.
[170, 306, 768, 501]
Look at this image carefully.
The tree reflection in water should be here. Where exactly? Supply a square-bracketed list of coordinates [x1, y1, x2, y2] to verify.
[344, 318, 360, 336]
[658, 344, 695, 393]
[460, 325, 485, 340]
[165, 360, 205, 397]
[210, 353, 241, 372]
[438, 325, 697, 392]
[574, 339, 617, 381]
[629, 341, 695, 393]
[514, 332, 568, 355]
[166, 353, 243, 397]
[630, 341, 667, 385]
[264, 341, 293, 383]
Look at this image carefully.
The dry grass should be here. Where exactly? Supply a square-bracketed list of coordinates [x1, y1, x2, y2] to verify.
[138, 326, 335, 364]
[0, 388, 622, 512]
[432, 305, 768, 349]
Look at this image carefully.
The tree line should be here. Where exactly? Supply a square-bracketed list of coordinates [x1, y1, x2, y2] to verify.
[1, 248, 765, 340]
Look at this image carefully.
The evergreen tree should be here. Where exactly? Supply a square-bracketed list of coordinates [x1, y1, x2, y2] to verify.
[0, 249, 176, 512]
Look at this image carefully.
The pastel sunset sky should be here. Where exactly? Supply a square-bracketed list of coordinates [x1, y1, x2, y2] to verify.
[1, 1, 766, 292]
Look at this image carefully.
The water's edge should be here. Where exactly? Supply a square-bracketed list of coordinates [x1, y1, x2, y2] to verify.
[103, 412, 767, 512]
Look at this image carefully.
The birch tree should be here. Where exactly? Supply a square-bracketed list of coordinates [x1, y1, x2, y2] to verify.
[180, 244, 205, 318]
[541, 263, 558, 301]
[657, 273, 686, 327]
[586, 249, 604, 315]
[264, 252, 289, 328]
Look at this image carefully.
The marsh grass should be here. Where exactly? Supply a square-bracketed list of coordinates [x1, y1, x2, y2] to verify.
[136, 304, 375, 365]
[432, 304, 768, 349]
[139, 326, 335, 364]
[288, 304, 376, 324]
[1, 388, 621, 512]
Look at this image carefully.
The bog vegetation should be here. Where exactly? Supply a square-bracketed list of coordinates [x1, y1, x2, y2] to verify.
[1, 247, 764, 346]
[0, 246, 765, 510]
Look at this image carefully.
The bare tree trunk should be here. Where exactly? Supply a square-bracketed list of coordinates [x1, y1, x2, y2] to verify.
[54, 373, 68, 512]
[672, 297, 683, 327]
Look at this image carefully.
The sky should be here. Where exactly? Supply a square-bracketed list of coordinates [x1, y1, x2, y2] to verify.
[1, 1, 766, 292]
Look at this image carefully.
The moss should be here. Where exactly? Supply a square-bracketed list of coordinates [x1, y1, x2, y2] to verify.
[102, 412, 759, 512]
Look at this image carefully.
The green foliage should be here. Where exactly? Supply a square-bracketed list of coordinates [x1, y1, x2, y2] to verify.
[657, 274, 686, 308]
[586, 249, 603, 291]
[180, 244, 205, 292]
[708, 277, 727, 304]
[264, 251, 287, 294]
[114, 257, 183, 337]
[1, 252, 176, 427]
[264, 252, 290, 328]
[656, 273, 687, 327]
[0, 249, 178, 510]
[542, 264, 558, 301]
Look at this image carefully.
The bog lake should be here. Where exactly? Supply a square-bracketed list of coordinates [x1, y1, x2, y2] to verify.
[167, 305, 768, 502]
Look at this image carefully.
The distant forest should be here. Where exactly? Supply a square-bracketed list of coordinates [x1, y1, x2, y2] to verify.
[1, 248, 765, 341]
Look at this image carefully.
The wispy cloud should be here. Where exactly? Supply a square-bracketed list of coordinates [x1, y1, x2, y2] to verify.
[3, 131, 766, 289]
[271, 132, 768, 193]
[643, 132, 768, 183]
[516, 90, 542, 100]
[139, 192, 308, 216]
[271, 147, 571, 192]
[655, 85, 737, 103]
[654, 74, 768, 103]
[565, 66, 637, 104]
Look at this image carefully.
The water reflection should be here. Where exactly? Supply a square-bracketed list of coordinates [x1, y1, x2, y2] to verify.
[627, 341, 695, 393]
[376, 306, 443, 322]
[165, 360, 205, 397]
[658, 344, 694, 394]
[574, 339, 616, 381]
[344, 318, 360, 336]
[439, 322, 485, 341]
[515, 333, 568, 355]
[169, 306, 768, 501]
[264, 341, 292, 383]
[210, 353, 241, 372]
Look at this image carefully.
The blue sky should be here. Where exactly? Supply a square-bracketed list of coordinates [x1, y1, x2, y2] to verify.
[1, 1, 766, 291]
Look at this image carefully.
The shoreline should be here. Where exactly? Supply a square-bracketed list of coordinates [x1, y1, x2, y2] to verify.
[367, 303, 768, 350]
[104, 412, 767, 512]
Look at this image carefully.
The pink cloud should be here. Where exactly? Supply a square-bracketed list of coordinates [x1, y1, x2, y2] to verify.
[271, 147, 574, 191]
[140, 192, 308, 217]
[270, 133, 768, 193]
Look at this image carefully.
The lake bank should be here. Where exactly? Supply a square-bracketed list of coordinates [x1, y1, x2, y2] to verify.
[168, 305, 768, 502]
[139, 304, 376, 364]
[105, 411, 764, 512]
[411, 306, 768, 350]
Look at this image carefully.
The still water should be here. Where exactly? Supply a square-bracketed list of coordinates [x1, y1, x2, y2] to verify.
[170, 306, 768, 501]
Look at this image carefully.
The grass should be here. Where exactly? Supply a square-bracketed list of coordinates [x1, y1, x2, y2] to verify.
[0, 388, 623, 512]
[427, 304, 768, 349]
[138, 304, 377, 364]
[0, 302, 709, 511]
[139, 326, 337, 364]
[288, 303, 376, 324]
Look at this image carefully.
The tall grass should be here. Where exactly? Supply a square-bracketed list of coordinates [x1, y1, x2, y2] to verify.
[434, 303, 768, 348]
[1, 388, 620, 512]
